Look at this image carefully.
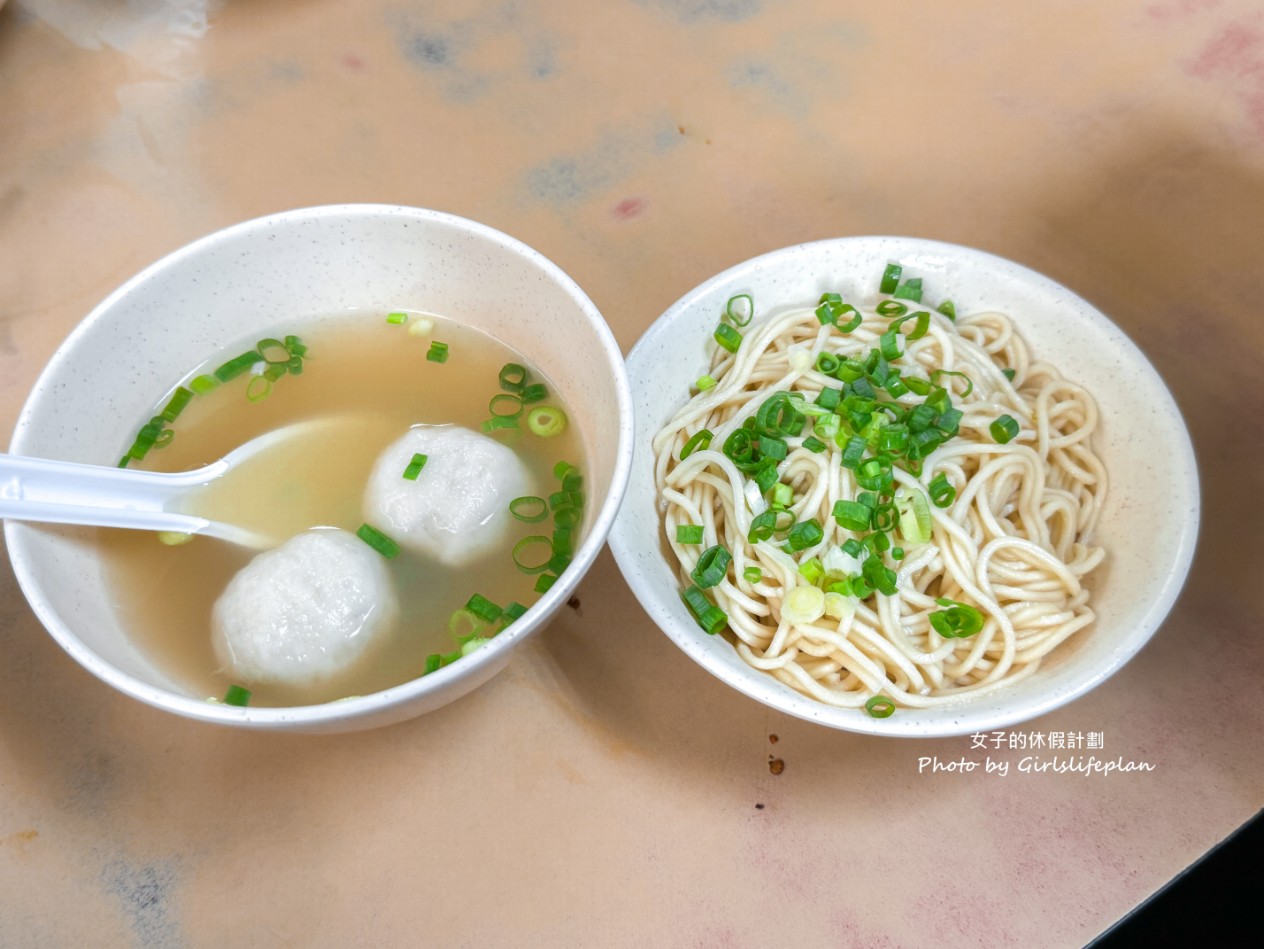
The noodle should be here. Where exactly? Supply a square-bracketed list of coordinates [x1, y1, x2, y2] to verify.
[652, 281, 1107, 713]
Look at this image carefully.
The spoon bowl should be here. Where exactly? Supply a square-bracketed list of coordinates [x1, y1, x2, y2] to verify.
[0, 414, 374, 549]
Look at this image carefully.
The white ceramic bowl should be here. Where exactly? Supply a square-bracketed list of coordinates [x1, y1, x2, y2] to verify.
[6, 205, 633, 732]
[608, 237, 1199, 737]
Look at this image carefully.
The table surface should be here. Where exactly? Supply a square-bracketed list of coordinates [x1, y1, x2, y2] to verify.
[2, 1, 1261, 946]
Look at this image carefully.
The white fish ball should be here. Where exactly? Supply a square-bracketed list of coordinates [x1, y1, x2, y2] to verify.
[363, 425, 532, 568]
[212, 528, 397, 686]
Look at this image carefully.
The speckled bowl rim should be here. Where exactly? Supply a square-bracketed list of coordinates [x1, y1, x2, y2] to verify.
[6, 204, 634, 731]
[609, 236, 1200, 738]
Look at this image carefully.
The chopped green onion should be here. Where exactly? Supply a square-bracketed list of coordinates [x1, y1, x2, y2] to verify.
[499, 363, 528, 392]
[402, 453, 428, 481]
[512, 535, 553, 574]
[892, 278, 923, 302]
[214, 351, 263, 383]
[263, 363, 288, 382]
[891, 310, 931, 339]
[768, 482, 793, 509]
[287, 357, 303, 376]
[714, 322, 742, 353]
[879, 330, 902, 362]
[465, 594, 502, 623]
[676, 524, 705, 545]
[930, 598, 985, 638]
[743, 566, 762, 584]
[928, 472, 955, 508]
[224, 684, 252, 707]
[836, 305, 863, 333]
[527, 406, 567, 437]
[245, 375, 271, 403]
[832, 500, 872, 532]
[865, 695, 895, 718]
[840, 537, 865, 559]
[356, 523, 400, 559]
[461, 637, 490, 657]
[725, 293, 754, 327]
[489, 393, 523, 418]
[695, 374, 717, 391]
[423, 654, 443, 674]
[257, 338, 290, 364]
[534, 573, 558, 594]
[931, 369, 974, 397]
[449, 608, 484, 641]
[426, 341, 450, 363]
[816, 351, 841, 374]
[1002, 367, 1016, 381]
[481, 416, 519, 433]
[157, 531, 193, 546]
[896, 489, 932, 546]
[691, 545, 732, 588]
[682, 585, 727, 635]
[509, 496, 548, 523]
[991, 414, 1020, 444]
[520, 383, 548, 403]
[681, 429, 714, 459]
[189, 374, 218, 395]
[876, 300, 907, 317]
[386, 311, 408, 325]
[840, 436, 867, 469]
[798, 557, 825, 585]
[160, 387, 194, 423]
[937, 300, 957, 321]
[802, 435, 827, 453]
[880, 264, 902, 294]
[785, 518, 824, 552]
[504, 602, 528, 622]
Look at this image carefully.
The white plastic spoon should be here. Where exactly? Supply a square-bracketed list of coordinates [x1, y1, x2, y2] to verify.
[0, 415, 376, 549]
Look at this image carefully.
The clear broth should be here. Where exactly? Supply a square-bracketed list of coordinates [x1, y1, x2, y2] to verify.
[98, 313, 584, 706]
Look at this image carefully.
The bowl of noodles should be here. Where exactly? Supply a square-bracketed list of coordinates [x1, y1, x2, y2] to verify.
[608, 237, 1198, 737]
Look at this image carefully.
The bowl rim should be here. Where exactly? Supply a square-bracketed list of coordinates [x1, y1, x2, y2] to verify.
[608, 235, 1201, 737]
[5, 203, 635, 730]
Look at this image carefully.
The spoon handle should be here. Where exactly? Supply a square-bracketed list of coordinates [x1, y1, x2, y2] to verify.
[0, 453, 224, 536]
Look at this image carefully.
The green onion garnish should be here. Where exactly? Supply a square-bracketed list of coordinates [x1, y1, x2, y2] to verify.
[836, 305, 863, 333]
[833, 499, 871, 532]
[928, 472, 955, 508]
[449, 608, 483, 641]
[931, 369, 973, 397]
[489, 393, 523, 418]
[356, 523, 400, 559]
[784, 518, 823, 552]
[743, 566, 762, 583]
[257, 338, 290, 364]
[245, 375, 271, 403]
[465, 594, 502, 624]
[520, 383, 548, 403]
[876, 300, 907, 317]
[426, 341, 450, 363]
[224, 684, 252, 707]
[880, 264, 902, 294]
[509, 496, 548, 523]
[527, 406, 567, 437]
[990, 414, 1020, 444]
[1002, 367, 1016, 381]
[481, 417, 519, 433]
[802, 435, 827, 453]
[937, 300, 956, 321]
[681, 585, 727, 635]
[386, 311, 408, 325]
[504, 602, 528, 622]
[499, 363, 528, 391]
[865, 695, 895, 718]
[680, 429, 713, 459]
[879, 330, 902, 361]
[512, 535, 552, 574]
[798, 557, 825, 585]
[190, 374, 218, 395]
[160, 387, 194, 423]
[725, 293, 754, 327]
[402, 453, 428, 481]
[214, 351, 263, 382]
[534, 573, 558, 594]
[714, 322, 742, 353]
[892, 278, 923, 302]
[695, 374, 717, 391]
[676, 524, 705, 545]
[930, 598, 985, 638]
[691, 545, 732, 588]
[891, 310, 931, 339]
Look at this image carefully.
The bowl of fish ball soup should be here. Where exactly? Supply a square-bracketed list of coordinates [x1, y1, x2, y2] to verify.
[5, 205, 633, 732]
